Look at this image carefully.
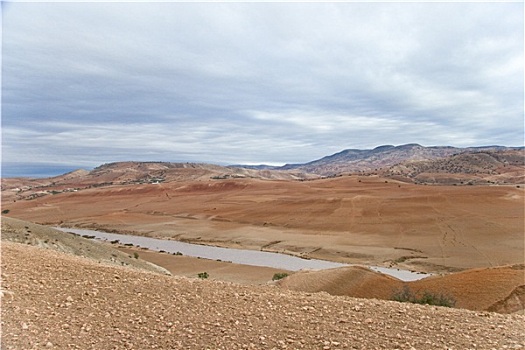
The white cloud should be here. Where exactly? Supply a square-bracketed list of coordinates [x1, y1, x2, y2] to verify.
[2, 2, 523, 174]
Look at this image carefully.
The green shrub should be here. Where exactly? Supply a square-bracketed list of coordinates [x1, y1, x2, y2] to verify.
[133, 252, 139, 259]
[197, 272, 209, 279]
[392, 286, 455, 307]
[1, 209, 10, 214]
[272, 272, 289, 281]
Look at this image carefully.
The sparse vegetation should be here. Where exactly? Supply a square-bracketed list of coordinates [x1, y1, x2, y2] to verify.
[272, 272, 289, 281]
[133, 252, 139, 259]
[2, 209, 10, 214]
[392, 286, 455, 307]
[197, 272, 209, 279]
[393, 255, 427, 264]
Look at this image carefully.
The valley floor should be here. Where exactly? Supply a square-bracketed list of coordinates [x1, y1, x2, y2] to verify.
[4, 176, 523, 274]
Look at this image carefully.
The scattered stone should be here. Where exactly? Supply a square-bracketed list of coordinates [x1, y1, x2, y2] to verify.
[2, 239, 524, 350]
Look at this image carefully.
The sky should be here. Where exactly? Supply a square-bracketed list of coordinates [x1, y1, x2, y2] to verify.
[2, 1, 524, 177]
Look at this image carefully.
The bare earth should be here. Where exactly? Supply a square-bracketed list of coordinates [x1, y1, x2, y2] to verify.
[2, 242, 525, 350]
[3, 176, 524, 274]
[2, 217, 523, 314]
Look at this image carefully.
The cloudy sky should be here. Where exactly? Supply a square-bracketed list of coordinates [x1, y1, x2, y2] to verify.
[2, 2, 524, 176]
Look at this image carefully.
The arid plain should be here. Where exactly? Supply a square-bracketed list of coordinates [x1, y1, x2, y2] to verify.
[3, 174, 523, 274]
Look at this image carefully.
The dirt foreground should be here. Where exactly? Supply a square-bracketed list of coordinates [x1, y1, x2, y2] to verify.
[2, 241, 525, 350]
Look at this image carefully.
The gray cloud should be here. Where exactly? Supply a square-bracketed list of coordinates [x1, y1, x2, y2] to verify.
[2, 2, 523, 174]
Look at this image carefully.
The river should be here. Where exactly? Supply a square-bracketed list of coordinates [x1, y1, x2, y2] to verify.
[55, 227, 430, 281]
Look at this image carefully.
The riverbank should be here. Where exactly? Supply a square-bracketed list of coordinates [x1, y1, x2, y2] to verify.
[117, 246, 290, 285]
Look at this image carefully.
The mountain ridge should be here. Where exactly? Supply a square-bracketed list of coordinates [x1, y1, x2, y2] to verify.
[275, 144, 523, 175]
[2, 144, 523, 189]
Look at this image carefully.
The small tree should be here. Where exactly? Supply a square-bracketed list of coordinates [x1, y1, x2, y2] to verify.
[392, 286, 455, 307]
[197, 272, 209, 279]
[272, 272, 289, 281]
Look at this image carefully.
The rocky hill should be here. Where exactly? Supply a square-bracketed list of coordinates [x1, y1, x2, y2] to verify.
[2, 145, 523, 203]
[1, 162, 315, 202]
[385, 149, 525, 185]
[277, 144, 523, 176]
[2, 241, 525, 350]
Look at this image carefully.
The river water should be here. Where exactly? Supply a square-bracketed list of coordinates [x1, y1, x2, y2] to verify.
[55, 227, 430, 281]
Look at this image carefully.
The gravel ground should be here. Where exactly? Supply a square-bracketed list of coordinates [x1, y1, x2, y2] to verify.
[2, 242, 524, 350]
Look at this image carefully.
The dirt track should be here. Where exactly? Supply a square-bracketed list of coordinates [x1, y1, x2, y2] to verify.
[2, 242, 525, 350]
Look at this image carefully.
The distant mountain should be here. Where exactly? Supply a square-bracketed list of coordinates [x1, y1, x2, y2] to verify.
[270, 144, 523, 176]
[227, 164, 278, 170]
[3, 145, 523, 202]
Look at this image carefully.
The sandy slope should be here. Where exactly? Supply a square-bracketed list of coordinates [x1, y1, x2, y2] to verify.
[2, 242, 525, 350]
[277, 265, 525, 313]
[278, 266, 403, 300]
[410, 265, 525, 312]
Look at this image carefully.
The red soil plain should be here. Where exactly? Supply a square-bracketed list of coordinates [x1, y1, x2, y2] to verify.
[2, 172, 524, 313]
[3, 176, 523, 271]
